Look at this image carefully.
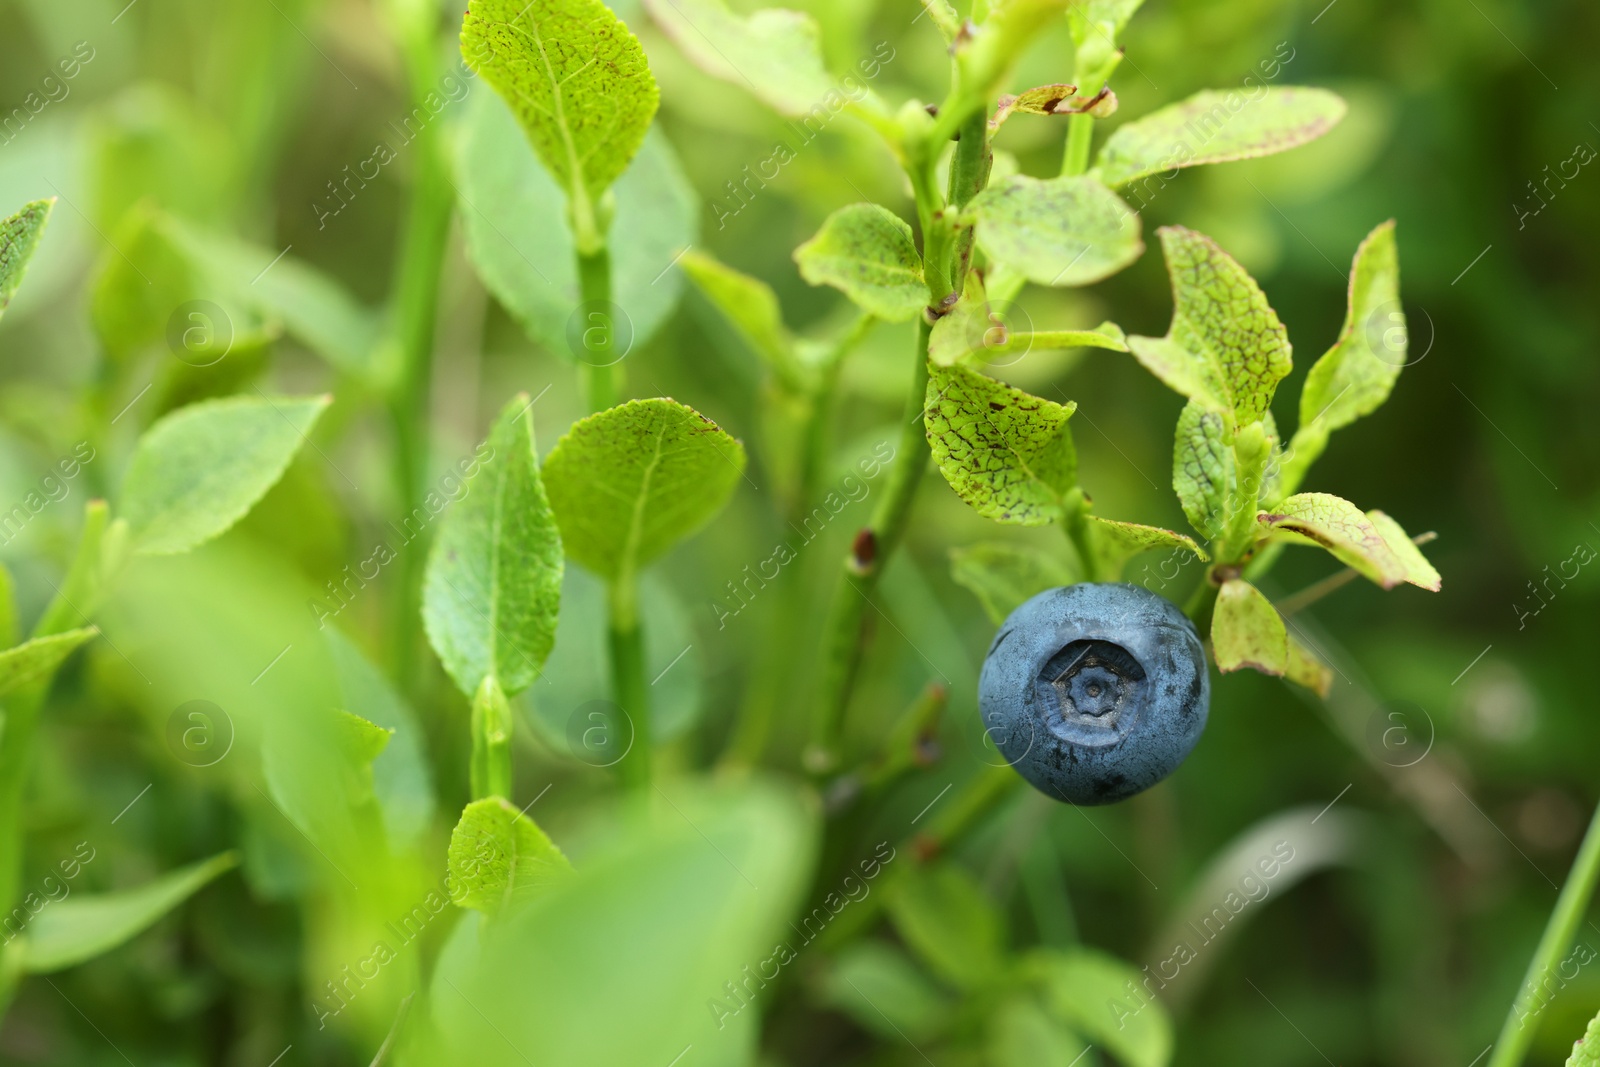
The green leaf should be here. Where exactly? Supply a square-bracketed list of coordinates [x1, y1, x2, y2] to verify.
[0, 199, 52, 319]
[0, 628, 97, 699]
[325, 628, 436, 851]
[928, 271, 996, 367]
[886, 864, 1006, 990]
[679, 249, 801, 385]
[424, 780, 816, 1065]
[447, 797, 573, 918]
[989, 995, 1089, 1067]
[1172, 399, 1235, 541]
[543, 398, 746, 583]
[1212, 579, 1287, 675]
[794, 204, 926, 321]
[461, 0, 658, 239]
[970, 174, 1143, 287]
[165, 219, 380, 382]
[1029, 947, 1174, 1067]
[455, 95, 695, 359]
[423, 394, 563, 698]
[1567, 1006, 1600, 1066]
[1096, 86, 1347, 188]
[925, 363, 1077, 525]
[1068, 0, 1145, 48]
[1089, 517, 1207, 578]
[1297, 220, 1404, 441]
[820, 942, 953, 1044]
[640, 0, 836, 116]
[22, 852, 238, 973]
[1130, 227, 1291, 424]
[950, 542, 1077, 624]
[1257, 493, 1440, 591]
[122, 394, 332, 555]
[961, 0, 1074, 103]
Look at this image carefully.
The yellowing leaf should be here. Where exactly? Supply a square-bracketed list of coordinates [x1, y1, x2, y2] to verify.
[794, 204, 926, 321]
[0, 199, 52, 319]
[970, 175, 1143, 288]
[1286, 632, 1334, 697]
[1367, 509, 1442, 592]
[1212, 579, 1287, 675]
[447, 797, 573, 918]
[1257, 493, 1439, 591]
[641, 0, 836, 116]
[1096, 86, 1346, 188]
[423, 394, 564, 699]
[542, 399, 746, 583]
[1130, 227, 1290, 424]
[461, 0, 657, 242]
[925, 363, 1077, 525]
[1297, 220, 1404, 441]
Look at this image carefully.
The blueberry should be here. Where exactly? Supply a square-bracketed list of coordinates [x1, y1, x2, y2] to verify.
[978, 583, 1209, 805]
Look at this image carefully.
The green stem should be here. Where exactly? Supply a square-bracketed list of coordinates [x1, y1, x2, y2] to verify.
[946, 107, 992, 291]
[387, 62, 453, 690]
[1486, 798, 1600, 1067]
[808, 317, 934, 771]
[1062, 113, 1095, 176]
[608, 578, 651, 789]
[798, 315, 875, 512]
[1062, 489, 1101, 581]
[469, 676, 512, 800]
[576, 246, 620, 413]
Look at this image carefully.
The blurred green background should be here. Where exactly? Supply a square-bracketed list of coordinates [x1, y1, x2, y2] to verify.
[0, 0, 1598, 1063]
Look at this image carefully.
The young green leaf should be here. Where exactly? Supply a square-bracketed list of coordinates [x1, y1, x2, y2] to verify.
[970, 175, 1143, 287]
[122, 394, 332, 555]
[641, 0, 836, 116]
[887, 864, 1007, 991]
[325, 628, 436, 851]
[679, 249, 802, 387]
[925, 363, 1077, 525]
[989, 996, 1090, 1067]
[794, 204, 927, 321]
[821, 942, 954, 1044]
[1068, 0, 1145, 49]
[447, 797, 573, 918]
[423, 394, 563, 699]
[0, 628, 98, 700]
[460, 0, 658, 245]
[1095, 86, 1347, 188]
[1027, 947, 1174, 1067]
[0, 199, 52, 319]
[1130, 227, 1290, 424]
[22, 852, 238, 973]
[456, 96, 695, 361]
[1257, 493, 1440, 591]
[1296, 220, 1404, 445]
[1173, 400, 1236, 541]
[542, 399, 746, 583]
[1088, 517, 1207, 578]
[1212, 579, 1288, 675]
[950, 542, 1078, 624]
[960, 0, 1074, 104]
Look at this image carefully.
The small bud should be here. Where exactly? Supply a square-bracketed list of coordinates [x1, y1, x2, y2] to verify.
[851, 528, 878, 573]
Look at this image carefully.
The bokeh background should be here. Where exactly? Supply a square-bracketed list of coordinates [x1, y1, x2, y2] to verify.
[0, 0, 1597, 1063]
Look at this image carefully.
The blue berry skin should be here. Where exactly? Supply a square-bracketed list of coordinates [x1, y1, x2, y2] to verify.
[978, 583, 1209, 805]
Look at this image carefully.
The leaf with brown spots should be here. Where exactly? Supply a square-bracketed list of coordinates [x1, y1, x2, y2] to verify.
[925, 363, 1077, 525]
[1129, 226, 1290, 424]
[1257, 492, 1439, 591]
